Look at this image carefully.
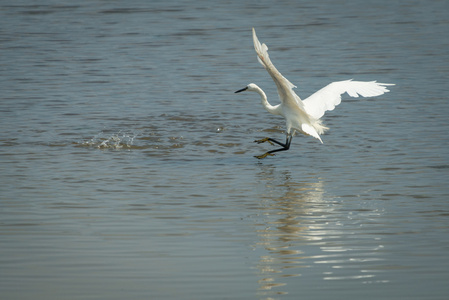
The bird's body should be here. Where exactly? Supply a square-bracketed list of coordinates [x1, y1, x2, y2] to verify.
[236, 28, 394, 159]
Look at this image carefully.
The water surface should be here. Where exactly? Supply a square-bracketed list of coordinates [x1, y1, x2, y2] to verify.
[1, 0, 449, 299]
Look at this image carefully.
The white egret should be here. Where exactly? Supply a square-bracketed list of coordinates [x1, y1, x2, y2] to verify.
[236, 28, 394, 159]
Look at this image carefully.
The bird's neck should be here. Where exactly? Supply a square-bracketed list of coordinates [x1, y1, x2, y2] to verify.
[254, 86, 280, 115]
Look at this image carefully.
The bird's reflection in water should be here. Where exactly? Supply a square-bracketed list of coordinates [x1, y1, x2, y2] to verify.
[254, 165, 327, 299]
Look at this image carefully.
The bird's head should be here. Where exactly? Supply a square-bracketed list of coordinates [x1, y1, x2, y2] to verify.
[235, 83, 259, 93]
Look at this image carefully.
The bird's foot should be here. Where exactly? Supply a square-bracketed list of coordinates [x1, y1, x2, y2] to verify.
[254, 152, 275, 159]
[254, 137, 274, 145]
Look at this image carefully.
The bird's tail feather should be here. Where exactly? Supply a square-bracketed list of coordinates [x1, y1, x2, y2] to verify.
[301, 123, 323, 143]
[314, 119, 329, 135]
[298, 118, 328, 143]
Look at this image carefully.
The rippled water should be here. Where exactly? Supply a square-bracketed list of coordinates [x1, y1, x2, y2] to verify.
[1, 0, 449, 299]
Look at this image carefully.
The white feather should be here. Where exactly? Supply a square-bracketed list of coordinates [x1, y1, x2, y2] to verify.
[303, 80, 394, 119]
[236, 28, 394, 150]
[252, 28, 303, 110]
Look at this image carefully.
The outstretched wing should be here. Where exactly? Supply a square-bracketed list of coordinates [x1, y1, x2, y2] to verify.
[303, 80, 395, 119]
[252, 28, 305, 110]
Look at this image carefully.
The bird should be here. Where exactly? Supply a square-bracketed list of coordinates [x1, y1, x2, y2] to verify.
[235, 28, 394, 159]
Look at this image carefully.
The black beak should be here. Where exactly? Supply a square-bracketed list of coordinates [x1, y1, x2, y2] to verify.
[235, 87, 248, 93]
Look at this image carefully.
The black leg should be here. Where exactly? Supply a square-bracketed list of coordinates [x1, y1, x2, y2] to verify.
[254, 135, 293, 159]
[267, 135, 292, 154]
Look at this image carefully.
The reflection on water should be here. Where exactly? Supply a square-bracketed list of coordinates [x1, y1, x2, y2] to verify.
[254, 166, 388, 299]
[255, 167, 325, 297]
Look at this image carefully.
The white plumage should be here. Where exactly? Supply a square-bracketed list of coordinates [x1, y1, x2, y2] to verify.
[235, 28, 394, 159]
[303, 79, 394, 120]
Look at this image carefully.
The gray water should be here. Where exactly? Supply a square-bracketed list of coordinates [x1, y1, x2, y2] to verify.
[1, 0, 449, 299]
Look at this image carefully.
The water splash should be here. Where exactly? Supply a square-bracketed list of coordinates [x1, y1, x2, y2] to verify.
[80, 131, 137, 149]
